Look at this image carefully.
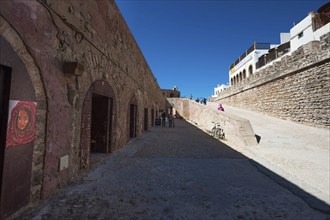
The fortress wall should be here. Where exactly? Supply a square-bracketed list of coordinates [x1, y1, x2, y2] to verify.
[169, 98, 257, 148]
[215, 33, 330, 128]
[0, 0, 165, 214]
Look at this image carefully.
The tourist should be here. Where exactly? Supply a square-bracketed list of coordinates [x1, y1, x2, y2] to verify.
[217, 103, 224, 111]
[168, 113, 175, 127]
[161, 111, 167, 127]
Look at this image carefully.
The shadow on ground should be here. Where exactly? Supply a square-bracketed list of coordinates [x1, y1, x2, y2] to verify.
[17, 120, 330, 220]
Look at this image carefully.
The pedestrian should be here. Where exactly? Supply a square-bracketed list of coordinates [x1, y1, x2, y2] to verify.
[161, 111, 166, 127]
[168, 113, 175, 127]
[217, 103, 224, 111]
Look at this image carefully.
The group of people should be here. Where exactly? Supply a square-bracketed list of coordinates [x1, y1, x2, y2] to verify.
[161, 112, 175, 127]
[195, 97, 207, 105]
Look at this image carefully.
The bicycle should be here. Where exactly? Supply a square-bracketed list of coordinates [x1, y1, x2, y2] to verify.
[211, 122, 225, 140]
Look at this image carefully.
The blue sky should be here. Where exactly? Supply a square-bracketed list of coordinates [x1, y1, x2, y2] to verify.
[116, 0, 327, 99]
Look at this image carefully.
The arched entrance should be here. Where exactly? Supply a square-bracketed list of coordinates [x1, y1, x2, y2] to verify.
[0, 25, 46, 218]
[127, 96, 138, 140]
[79, 80, 116, 170]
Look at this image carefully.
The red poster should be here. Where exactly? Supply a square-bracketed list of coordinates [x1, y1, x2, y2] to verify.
[6, 100, 37, 148]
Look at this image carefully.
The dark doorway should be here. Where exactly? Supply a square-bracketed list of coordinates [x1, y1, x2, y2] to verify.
[0, 65, 11, 205]
[151, 109, 154, 127]
[144, 108, 148, 131]
[129, 104, 137, 138]
[91, 93, 113, 154]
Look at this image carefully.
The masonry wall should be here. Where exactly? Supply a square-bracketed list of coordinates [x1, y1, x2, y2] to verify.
[215, 33, 330, 129]
[0, 0, 165, 217]
[169, 98, 257, 148]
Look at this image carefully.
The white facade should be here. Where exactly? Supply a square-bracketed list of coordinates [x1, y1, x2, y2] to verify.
[228, 9, 329, 87]
[228, 47, 269, 86]
[290, 13, 330, 52]
[212, 84, 229, 97]
[280, 33, 291, 44]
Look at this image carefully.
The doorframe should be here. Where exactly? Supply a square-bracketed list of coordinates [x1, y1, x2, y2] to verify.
[90, 92, 113, 154]
[79, 80, 116, 170]
[0, 65, 12, 202]
[0, 18, 47, 204]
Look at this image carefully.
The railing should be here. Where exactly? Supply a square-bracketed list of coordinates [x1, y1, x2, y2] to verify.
[256, 41, 290, 69]
[230, 42, 270, 70]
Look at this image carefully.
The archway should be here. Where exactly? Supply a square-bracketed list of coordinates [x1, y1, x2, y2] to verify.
[127, 95, 138, 141]
[79, 80, 116, 170]
[144, 108, 148, 131]
[249, 65, 253, 76]
[0, 20, 46, 219]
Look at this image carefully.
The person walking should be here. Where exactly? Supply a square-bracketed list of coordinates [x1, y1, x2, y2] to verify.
[168, 113, 175, 127]
[161, 111, 167, 127]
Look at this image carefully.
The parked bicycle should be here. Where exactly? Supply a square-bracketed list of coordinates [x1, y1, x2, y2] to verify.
[211, 121, 225, 140]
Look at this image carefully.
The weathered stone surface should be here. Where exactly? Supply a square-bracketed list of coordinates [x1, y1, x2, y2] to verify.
[169, 98, 258, 148]
[0, 0, 165, 216]
[215, 36, 330, 128]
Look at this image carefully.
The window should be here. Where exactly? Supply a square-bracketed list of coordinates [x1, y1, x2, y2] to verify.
[298, 31, 303, 39]
[249, 65, 253, 76]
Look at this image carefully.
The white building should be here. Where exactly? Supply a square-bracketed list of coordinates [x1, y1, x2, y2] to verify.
[228, 3, 329, 86]
[212, 83, 229, 97]
[228, 42, 272, 86]
[290, 12, 330, 52]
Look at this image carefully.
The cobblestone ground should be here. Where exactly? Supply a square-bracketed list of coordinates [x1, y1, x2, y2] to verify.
[19, 120, 329, 220]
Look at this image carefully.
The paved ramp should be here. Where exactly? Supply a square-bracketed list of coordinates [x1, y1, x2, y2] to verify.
[19, 120, 329, 219]
[207, 102, 330, 205]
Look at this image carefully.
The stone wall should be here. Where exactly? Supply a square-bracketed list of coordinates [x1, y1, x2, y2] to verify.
[169, 98, 257, 148]
[0, 0, 165, 216]
[161, 88, 181, 98]
[214, 33, 330, 129]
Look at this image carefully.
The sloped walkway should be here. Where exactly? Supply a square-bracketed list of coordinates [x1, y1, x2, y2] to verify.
[19, 120, 329, 219]
[206, 102, 330, 206]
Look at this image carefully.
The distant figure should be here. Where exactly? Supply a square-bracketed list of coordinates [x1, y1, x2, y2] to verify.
[168, 113, 175, 127]
[195, 97, 200, 103]
[217, 103, 224, 111]
[203, 98, 207, 105]
[161, 111, 166, 127]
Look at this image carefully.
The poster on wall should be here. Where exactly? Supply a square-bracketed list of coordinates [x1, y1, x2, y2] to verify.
[6, 100, 37, 148]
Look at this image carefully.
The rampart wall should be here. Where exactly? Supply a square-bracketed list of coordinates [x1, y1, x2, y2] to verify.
[169, 98, 257, 148]
[0, 0, 165, 217]
[214, 33, 330, 128]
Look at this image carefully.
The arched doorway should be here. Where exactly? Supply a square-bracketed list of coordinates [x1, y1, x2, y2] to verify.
[0, 30, 46, 218]
[144, 108, 148, 131]
[127, 96, 138, 140]
[79, 80, 116, 170]
[249, 65, 253, 76]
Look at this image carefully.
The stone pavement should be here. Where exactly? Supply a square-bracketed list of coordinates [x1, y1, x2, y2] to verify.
[206, 102, 330, 206]
[18, 120, 329, 219]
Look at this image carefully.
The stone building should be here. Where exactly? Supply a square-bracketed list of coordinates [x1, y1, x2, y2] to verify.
[0, 0, 165, 218]
[161, 86, 181, 98]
